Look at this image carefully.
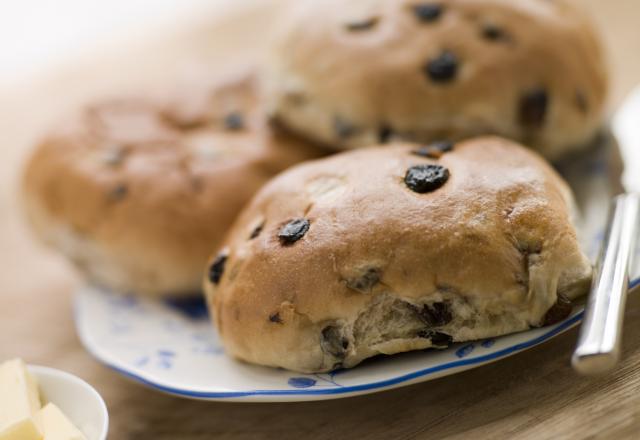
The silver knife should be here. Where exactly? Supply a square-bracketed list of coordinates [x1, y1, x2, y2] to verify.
[572, 87, 640, 375]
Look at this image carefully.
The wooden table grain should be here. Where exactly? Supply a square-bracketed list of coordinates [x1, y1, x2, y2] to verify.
[2, 1, 640, 439]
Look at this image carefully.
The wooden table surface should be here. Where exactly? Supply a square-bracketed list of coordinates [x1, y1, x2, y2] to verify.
[2, 1, 640, 439]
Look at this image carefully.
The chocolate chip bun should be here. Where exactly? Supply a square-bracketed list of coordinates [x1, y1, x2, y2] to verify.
[205, 136, 592, 373]
[22, 69, 326, 297]
[264, 0, 607, 160]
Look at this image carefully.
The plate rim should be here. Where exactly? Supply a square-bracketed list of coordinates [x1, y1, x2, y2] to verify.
[74, 278, 640, 401]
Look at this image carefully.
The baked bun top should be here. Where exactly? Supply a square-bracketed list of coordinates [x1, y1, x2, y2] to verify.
[205, 136, 592, 372]
[265, 0, 607, 159]
[22, 69, 327, 296]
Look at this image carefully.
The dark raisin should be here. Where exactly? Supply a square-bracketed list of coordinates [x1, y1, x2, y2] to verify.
[333, 116, 357, 139]
[345, 268, 380, 293]
[542, 293, 572, 326]
[417, 330, 452, 347]
[268, 312, 282, 324]
[321, 326, 348, 359]
[404, 164, 450, 193]
[412, 3, 443, 22]
[249, 223, 264, 240]
[481, 24, 509, 42]
[108, 184, 128, 201]
[575, 90, 589, 114]
[208, 253, 227, 285]
[278, 218, 310, 245]
[519, 88, 548, 128]
[412, 140, 454, 158]
[345, 17, 379, 31]
[419, 302, 453, 327]
[378, 125, 394, 144]
[224, 112, 244, 130]
[425, 51, 458, 83]
[430, 332, 453, 347]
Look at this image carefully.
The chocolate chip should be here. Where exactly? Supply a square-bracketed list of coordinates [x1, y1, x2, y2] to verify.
[412, 140, 454, 158]
[224, 112, 244, 130]
[519, 88, 548, 128]
[249, 223, 264, 240]
[481, 24, 509, 42]
[417, 330, 452, 347]
[378, 125, 393, 144]
[425, 51, 458, 83]
[404, 164, 450, 193]
[346, 268, 380, 293]
[268, 312, 282, 324]
[412, 3, 443, 22]
[208, 253, 227, 285]
[321, 326, 348, 359]
[333, 116, 357, 139]
[575, 90, 589, 114]
[278, 218, 310, 245]
[542, 293, 572, 326]
[419, 302, 453, 327]
[345, 17, 379, 31]
[108, 184, 128, 201]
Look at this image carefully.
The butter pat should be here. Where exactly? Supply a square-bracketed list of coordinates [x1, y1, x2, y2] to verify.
[0, 359, 42, 432]
[38, 404, 86, 440]
[0, 419, 42, 440]
[0, 359, 87, 440]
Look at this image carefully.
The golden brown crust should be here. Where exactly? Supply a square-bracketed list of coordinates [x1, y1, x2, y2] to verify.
[22, 69, 327, 296]
[205, 136, 592, 372]
[265, 0, 608, 159]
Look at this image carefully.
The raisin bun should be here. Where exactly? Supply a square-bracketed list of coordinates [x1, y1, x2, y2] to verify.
[22, 69, 326, 297]
[205, 136, 592, 373]
[264, 0, 607, 160]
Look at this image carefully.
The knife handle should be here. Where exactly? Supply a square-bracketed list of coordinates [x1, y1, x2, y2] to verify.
[572, 193, 640, 375]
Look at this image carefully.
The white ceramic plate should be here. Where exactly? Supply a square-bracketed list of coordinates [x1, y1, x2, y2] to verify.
[75, 138, 639, 402]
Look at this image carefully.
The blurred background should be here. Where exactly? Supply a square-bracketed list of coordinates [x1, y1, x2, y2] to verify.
[1, 0, 283, 316]
[0, 0, 257, 87]
[1, 1, 640, 438]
